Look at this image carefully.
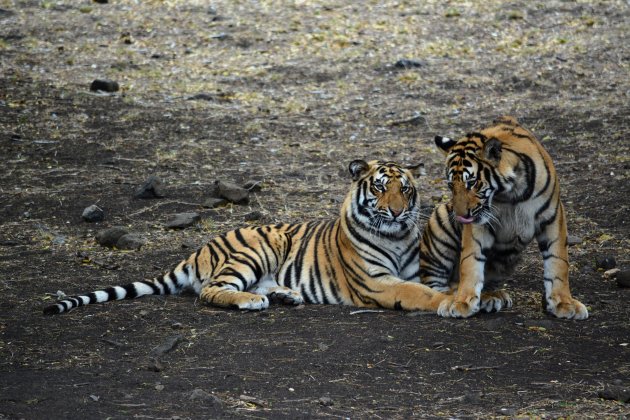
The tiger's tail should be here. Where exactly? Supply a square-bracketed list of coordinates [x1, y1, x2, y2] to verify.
[43, 260, 194, 315]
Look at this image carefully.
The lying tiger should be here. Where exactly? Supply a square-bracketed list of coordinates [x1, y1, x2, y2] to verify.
[420, 116, 588, 320]
[44, 159, 447, 314]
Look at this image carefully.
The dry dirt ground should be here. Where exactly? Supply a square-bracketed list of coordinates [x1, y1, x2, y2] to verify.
[1, 0, 629, 418]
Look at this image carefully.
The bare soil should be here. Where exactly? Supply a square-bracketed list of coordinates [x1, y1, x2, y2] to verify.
[1, 1, 629, 418]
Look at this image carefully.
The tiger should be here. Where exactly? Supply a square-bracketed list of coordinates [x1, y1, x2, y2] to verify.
[419, 116, 588, 320]
[44, 159, 447, 315]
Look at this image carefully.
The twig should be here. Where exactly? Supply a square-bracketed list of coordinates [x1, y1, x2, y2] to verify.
[451, 364, 505, 372]
[349, 309, 385, 315]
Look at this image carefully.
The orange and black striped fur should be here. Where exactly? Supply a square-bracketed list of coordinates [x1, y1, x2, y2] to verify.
[420, 116, 587, 319]
[45, 160, 446, 315]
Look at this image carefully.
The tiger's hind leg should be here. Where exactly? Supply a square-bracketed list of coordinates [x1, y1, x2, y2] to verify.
[479, 290, 513, 313]
[199, 261, 270, 310]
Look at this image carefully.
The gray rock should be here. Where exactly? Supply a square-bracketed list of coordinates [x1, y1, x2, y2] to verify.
[82, 204, 104, 222]
[96, 227, 129, 248]
[202, 197, 227, 209]
[318, 396, 333, 406]
[189, 389, 223, 407]
[216, 180, 249, 204]
[598, 384, 630, 402]
[165, 212, 200, 229]
[394, 59, 425, 69]
[134, 175, 165, 199]
[116, 233, 145, 250]
[243, 211, 263, 221]
[90, 79, 119, 92]
[617, 270, 630, 288]
[596, 256, 616, 270]
[567, 235, 582, 246]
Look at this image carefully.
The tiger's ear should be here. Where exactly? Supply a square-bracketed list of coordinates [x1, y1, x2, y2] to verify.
[483, 138, 502, 165]
[349, 159, 370, 181]
[405, 163, 426, 178]
[435, 136, 457, 154]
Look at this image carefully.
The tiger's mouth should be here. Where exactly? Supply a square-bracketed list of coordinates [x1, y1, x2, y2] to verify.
[455, 215, 475, 224]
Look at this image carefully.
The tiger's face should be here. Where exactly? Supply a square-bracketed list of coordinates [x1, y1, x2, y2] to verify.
[435, 133, 503, 225]
[348, 159, 423, 235]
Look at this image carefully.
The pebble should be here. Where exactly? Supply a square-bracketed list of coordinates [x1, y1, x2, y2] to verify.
[165, 212, 200, 229]
[394, 59, 425, 69]
[190, 389, 223, 407]
[318, 396, 333, 406]
[147, 358, 163, 372]
[567, 235, 582, 246]
[617, 271, 630, 288]
[596, 256, 616, 270]
[134, 175, 165, 199]
[243, 211, 263, 221]
[116, 233, 145, 250]
[82, 204, 104, 222]
[202, 197, 227, 209]
[598, 384, 630, 403]
[90, 79, 119, 92]
[215, 180, 249, 204]
[95, 227, 129, 248]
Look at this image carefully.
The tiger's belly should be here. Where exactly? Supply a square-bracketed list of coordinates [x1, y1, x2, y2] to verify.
[484, 203, 537, 284]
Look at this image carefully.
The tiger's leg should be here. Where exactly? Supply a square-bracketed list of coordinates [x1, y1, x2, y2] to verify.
[361, 276, 447, 311]
[199, 262, 269, 310]
[438, 224, 490, 318]
[420, 203, 460, 293]
[537, 202, 588, 319]
[479, 290, 513, 313]
[479, 267, 513, 313]
[248, 278, 304, 306]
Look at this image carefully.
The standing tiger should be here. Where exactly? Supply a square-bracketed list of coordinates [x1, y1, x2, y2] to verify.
[420, 116, 588, 320]
[44, 159, 447, 315]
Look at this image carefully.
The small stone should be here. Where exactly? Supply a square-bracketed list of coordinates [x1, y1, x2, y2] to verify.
[116, 233, 145, 250]
[52, 235, 66, 245]
[394, 59, 425, 69]
[165, 212, 200, 229]
[90, 79, 119, 92]
[82, 204, 104, 222]
[93, 0, 108, 3]
[598, 384, 630, 403]
[243, 211, 263, 221]
[171, 322, 184, 330]
[134, 175, 164, 199]
[147, 358, 163, 372]
[603, 268, 620, 278]
[617, 271, 630, 288]
[202, 197, 227, 209]
[567, 235, 582, 246]
[96, 227, 129, 248]
[215, 180, 249, 204]
[190, 389, 223, 407]
[318, 396, 333, 406]
[243, 180, 263, 192]
[596, 256, 616, 270]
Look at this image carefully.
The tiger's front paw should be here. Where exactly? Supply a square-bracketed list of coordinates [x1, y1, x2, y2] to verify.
[546, 296, 588, 320]
[480, 290, 513, 313]
[437, 296, 480, 318]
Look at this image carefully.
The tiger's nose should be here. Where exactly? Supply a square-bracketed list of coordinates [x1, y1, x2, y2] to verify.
[390, 208, 402, 217]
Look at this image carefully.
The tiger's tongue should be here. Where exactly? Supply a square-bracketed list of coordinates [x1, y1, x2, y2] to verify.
[456, 215, 475, 224]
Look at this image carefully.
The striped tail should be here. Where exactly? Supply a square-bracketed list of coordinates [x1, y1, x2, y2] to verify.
[43, 261, 193, 315]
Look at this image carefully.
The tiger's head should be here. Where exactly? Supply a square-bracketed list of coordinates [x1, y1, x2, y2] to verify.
[347, 159, 423, 236]
[435, 132, 503, 225]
